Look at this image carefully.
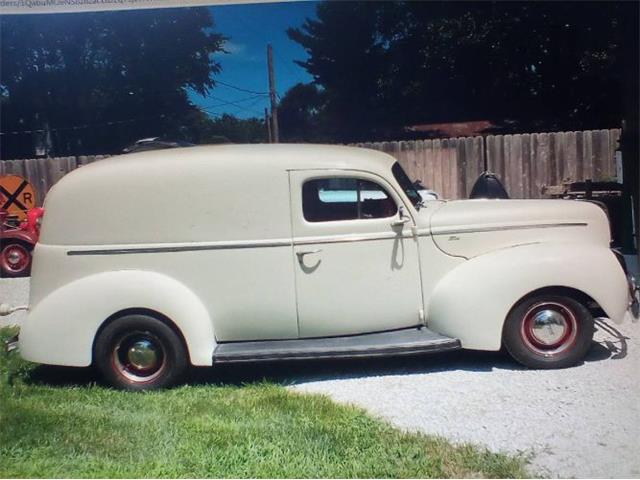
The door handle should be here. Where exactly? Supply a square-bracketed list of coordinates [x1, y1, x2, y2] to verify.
[391, 205, 411, 227]
[390, 217, 410, 227]
[296, 249, 322, 258]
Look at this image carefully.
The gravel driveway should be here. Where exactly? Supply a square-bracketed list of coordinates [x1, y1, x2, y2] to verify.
[2, 276, 638, 478]
[292, 319, 640, 478]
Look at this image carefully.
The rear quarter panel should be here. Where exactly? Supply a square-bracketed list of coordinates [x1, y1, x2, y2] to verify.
[20, 269, 215, 367]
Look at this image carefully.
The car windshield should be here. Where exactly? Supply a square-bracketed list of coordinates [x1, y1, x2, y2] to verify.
[392, 162, 423, 209]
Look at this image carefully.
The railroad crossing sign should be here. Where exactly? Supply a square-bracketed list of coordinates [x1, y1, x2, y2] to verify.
[0, 175, 37, 222]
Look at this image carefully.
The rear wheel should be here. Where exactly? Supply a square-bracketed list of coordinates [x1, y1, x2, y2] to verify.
[0, 242, 32, 277]
[95, 314, 187, 390]
[503, 294, 594, 369]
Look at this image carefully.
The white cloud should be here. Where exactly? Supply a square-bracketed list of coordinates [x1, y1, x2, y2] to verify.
[224, 41, 247, 55]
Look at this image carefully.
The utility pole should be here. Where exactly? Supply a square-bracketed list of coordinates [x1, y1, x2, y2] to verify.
[267, 43, 279, 143]
[264, 107, 272, 143]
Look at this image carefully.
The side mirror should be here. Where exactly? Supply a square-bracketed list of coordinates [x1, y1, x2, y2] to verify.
[390, 206, 410, 227]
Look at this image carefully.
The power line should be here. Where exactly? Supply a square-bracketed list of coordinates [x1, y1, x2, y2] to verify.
[198, 93, 266, 110]
[199, 93, 267, 117]
[214, 80, 269, 96]
[235, 96, 268, 116]
[0, 113, 171, 136]
[1, 97, 266, 136]
[1, 91, 268, 136]
[218, 11, 301, 99]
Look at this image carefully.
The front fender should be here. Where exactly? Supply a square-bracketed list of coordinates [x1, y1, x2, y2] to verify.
[427, 242, 629, 350]
[20, 270, 214, 367]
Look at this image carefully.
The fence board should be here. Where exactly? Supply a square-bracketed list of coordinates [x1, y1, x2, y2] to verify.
[455, 138, 467, 198]
[509, 135, 523, 198]
[441, 138, 452, 198]
[432, 139, 443, 196]
[422, 140, 434, 189]
[582, 130, 594, 180]
[538, 133, 551, 193]
[468, 136, 484, 196]
[564, 132, 578, 185]
[521, 134, 533, 198]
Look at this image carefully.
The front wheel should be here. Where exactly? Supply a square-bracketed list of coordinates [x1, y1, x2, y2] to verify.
[503, 294, 594, 369]
[94, 314, 188, 390]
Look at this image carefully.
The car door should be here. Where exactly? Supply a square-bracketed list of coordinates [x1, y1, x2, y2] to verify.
[289, 169, 424, 338]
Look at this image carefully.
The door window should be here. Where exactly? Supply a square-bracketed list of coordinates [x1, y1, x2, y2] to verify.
[302, 178, 397, 222]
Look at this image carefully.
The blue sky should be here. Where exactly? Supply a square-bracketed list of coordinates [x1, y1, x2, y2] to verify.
[188, 1, 318, 119]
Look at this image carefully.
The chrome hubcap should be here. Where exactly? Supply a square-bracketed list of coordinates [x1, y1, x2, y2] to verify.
[2, 244, 29, 272]
[127, 340, 158, 370]
[113, 332, 165, 383]
[521, 301, 578, 356]
[7, 251, 22, 265]
[529, 309, 568, 345]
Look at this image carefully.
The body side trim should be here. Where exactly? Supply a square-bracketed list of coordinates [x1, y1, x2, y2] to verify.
[421, 221, 588, 237]
[67, 239, 292, 256]
[66, 232, 413, 256]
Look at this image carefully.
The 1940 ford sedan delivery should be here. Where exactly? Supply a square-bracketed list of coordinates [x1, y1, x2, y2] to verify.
[13, 144, 639, 389]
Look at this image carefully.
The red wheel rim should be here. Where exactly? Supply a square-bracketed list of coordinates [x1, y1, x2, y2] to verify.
[1, 243, 31, 274]
[520, 301, 578, 356]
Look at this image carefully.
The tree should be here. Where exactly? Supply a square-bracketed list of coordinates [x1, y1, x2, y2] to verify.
[0, 8, 225, 158]
[278, 83, 325, 142]
[288, 1, 638, 141]
[288, 2, 393, 142]
[391, 2, 635, 131]
[198, 114, 267, 144]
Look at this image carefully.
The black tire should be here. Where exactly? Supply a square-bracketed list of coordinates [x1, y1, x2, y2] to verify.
[94, 314, 188, 391]
[503, 294, 594, 369]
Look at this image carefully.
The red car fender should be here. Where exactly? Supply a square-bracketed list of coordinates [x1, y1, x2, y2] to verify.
[1, 227, 38, 246]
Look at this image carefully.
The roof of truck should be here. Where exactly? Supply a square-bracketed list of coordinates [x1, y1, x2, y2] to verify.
[40, 144, 401, 246]
[81, 143, 397, 178]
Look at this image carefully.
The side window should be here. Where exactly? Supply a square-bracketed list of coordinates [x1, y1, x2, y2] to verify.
[302, 178, 397, 222]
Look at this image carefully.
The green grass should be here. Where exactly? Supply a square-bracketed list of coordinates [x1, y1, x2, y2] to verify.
[0, 328, 529, 478]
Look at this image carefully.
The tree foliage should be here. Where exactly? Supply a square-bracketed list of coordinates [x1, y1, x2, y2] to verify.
[286, 1, 638, 142]
[1, 8, 226, 158]
[196, 113, 267, 144]
[279, 83, 325, 142]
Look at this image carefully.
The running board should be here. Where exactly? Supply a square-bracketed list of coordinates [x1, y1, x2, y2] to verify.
[213, 327, 461, 363]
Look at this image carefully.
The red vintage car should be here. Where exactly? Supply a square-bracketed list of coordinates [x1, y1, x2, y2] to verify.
[0, 207, 44, 277]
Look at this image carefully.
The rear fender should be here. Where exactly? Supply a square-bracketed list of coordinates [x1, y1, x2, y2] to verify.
[427, 243, 629, 350]
[19, 270, 214, 367]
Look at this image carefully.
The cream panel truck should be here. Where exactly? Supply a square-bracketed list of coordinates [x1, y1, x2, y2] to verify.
[3, 144, 637, 390]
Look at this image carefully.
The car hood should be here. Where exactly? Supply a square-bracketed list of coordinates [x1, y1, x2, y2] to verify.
[425, 199, 611, 258]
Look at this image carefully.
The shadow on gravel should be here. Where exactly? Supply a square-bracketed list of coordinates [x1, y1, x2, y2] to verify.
[190, 349, 526, 387]
[587, 318, 630, 362]
[26, 318, 628, 389]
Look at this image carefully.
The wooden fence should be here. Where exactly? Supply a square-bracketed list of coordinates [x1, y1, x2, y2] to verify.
[0, 128, 621, 205]
[356, 128, 620, 199]
[0, 155, 109, 207]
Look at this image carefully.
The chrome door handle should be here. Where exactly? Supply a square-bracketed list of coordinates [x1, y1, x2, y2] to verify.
[296, 249, 322, 258]
[390, 217, 410, 227]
